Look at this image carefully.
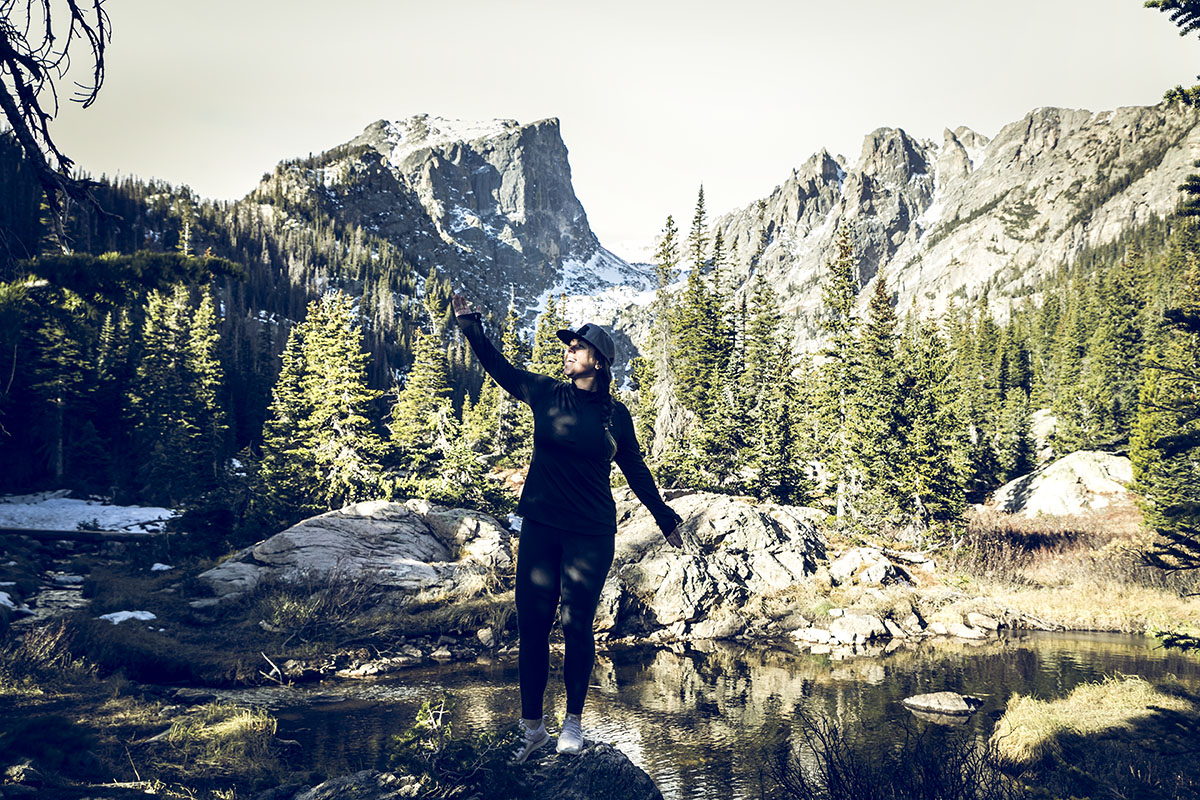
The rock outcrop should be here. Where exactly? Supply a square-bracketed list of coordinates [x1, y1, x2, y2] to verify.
[597, 490, 826, 638]
[265, 740, 662, 800]
[987, 450, 1134, 517]
[197, 500, 513, 603]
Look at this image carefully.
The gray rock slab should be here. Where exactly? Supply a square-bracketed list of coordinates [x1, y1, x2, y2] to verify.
[829, 613, 887, 644]
[902, 691, 983, 716]
[198, 500, 515, 602]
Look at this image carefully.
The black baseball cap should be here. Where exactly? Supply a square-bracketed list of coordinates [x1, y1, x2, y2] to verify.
[556, 323, 615, 365]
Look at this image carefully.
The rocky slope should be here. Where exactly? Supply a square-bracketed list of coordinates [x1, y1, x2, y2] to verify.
[248, 103, 1200, 355]
[252, 115, 653, 324]
[709, 102, 1200, 345]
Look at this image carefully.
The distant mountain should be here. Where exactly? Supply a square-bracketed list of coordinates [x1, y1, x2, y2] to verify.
[708, 102, 1200, 343]
[254, 114, 653, 324]
[246, 103, 1200, 357]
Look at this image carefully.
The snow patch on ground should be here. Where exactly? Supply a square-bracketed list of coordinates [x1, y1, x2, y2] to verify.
[98, 610, 157, 625]
[0, 592, 19, 609]
[0, 491, 177, 532]
[150, 563, 173, 572]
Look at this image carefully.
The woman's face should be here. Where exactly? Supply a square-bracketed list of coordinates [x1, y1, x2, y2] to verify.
[563, 338, 600, 379]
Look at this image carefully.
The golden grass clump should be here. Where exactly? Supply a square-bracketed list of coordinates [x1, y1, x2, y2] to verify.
[166, 703, 280, 777]
[990, 675, 1196, 766]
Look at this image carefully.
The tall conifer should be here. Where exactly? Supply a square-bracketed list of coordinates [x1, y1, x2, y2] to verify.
[817, 226, 861, 518]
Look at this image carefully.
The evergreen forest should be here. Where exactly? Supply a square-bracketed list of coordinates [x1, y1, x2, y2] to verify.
[1, 127, 1198, 566]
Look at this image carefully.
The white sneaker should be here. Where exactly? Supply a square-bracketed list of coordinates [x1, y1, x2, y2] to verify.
[556, 713, 583, 755]
[513, 719, 550, 764]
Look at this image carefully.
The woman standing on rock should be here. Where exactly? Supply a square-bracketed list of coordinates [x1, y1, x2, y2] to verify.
[452, 293, 683, 762]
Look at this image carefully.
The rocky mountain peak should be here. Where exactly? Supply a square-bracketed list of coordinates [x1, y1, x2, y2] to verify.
[857, 127, 931, 182]
[256, 115, 651, 328]
[682, 100, 1200, 351]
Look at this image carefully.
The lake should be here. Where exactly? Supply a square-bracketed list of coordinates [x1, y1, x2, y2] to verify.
[251, 632, 1200, 799]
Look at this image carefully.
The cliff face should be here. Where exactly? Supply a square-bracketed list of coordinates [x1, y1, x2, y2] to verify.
[711, 102, 1200, 344]
[253, 115, 653, 324]
[250, 103, 1200, 355]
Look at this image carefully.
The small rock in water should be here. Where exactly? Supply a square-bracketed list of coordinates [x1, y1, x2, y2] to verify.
[476, 626, 495, 648]
[430, 647, 453, 660]
[902, 691, 983, 716]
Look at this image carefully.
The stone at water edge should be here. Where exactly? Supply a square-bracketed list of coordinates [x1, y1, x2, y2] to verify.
[196, 499, 513, 603]
[270, 740, 663, 800]
[828, 613, 888, 645]
[526, 740, 663, 800]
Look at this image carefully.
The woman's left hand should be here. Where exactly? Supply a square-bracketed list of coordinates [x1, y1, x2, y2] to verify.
[663, 524, 683, 549]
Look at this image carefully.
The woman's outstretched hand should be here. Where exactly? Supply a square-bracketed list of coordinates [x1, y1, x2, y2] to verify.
[451, 293, 476, 317]
[663, 523, 683, 549]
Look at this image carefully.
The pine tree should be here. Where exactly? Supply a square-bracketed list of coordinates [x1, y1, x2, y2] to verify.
[817, 226, 861, 518]
[297, 291, 386, 511]
[1132, 254, 1200, 571]
[390, 326, 454, 475]
[688, 185, 707, 274]
[854, 273, 905, 517]
[755, 375, 810, 505]
[29, 300, 91, 488]
[253, 291, 385, 530]
[630, 355, 656, 449]
[897, 319, 966, 526]
[187, 290, 228, 493]
[130, 285, 194, 504]
[530, 294, 569, 379]
[254, 319, 318, 530]
[643, 215, 684, 470]
[497, 301, 533, 465]
[1079, 254, 1146, 443]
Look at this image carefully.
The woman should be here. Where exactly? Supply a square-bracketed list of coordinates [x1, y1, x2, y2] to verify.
[451, 293, 683, 762]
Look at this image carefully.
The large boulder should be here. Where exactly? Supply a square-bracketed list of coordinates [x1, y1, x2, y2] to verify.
[269, 740, 662, 800]
[987, 451, 1133, 517]
[598, 490, 826, 637]
[526, 741, 662, 800]
[198, 500, 512, 600]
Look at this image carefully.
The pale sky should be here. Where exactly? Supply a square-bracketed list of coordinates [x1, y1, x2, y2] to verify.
[50, 0, 1200, 261]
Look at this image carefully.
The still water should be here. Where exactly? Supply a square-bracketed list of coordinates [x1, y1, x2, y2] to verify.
[248, 632, 1200, 799]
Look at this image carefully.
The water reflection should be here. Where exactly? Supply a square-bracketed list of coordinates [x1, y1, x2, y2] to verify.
[259, 633, 1200, 800]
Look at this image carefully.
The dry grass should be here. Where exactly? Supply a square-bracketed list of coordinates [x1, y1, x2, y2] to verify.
[935, 506, 1200, 633]
[165, 703, 281, 779]
[0, 619, 95, 695]
[991, 675, 1197, 766]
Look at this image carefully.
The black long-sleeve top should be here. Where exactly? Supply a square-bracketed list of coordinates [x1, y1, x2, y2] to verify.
[457, 313, 681, 537]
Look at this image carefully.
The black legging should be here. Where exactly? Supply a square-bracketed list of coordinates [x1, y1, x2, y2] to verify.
[515, 518, 616, 719]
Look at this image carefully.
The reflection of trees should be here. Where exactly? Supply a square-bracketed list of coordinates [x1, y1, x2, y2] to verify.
[263, 634, 1200, 800]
